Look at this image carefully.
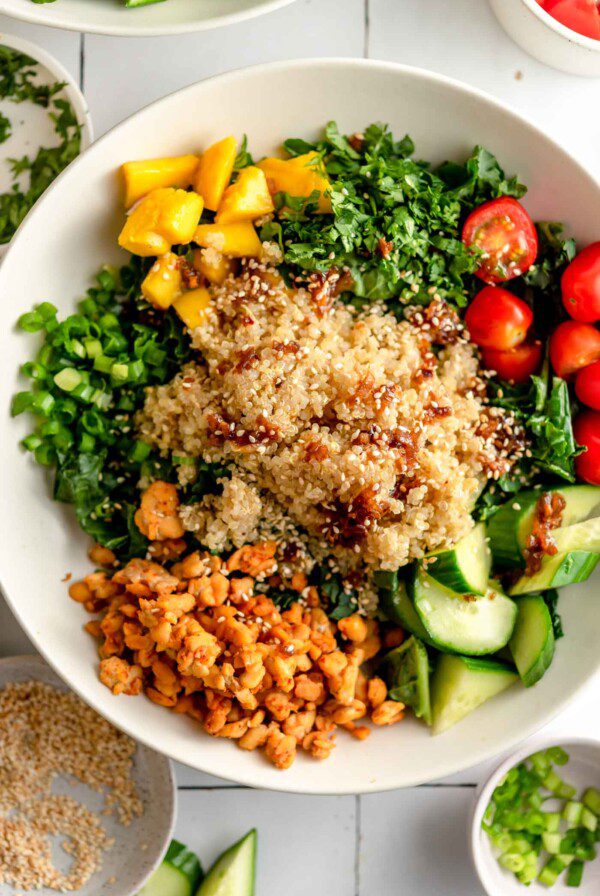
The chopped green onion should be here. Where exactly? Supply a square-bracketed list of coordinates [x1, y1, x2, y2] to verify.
[547, 747, 569, 766]
[31, 391, 55, 415]
[566, 860, 584, 888]
[544, 770, 577, 800]
[129, 440, 152, 464]
[499, 852, 525, 873]
[582, 788, 600, 817]
[542, 832, 562, 855]
[84, 337, 102, 358]
[581, 807, 597, 833]
[79, 433, 95, 452]
[11, 391, 33, 416]
[21, 433, 42, 451]
[563, 802, 583, 828]
[544, 812, 561, 833]
[54, 368, 82, 393]
[110, 362, 129, 384]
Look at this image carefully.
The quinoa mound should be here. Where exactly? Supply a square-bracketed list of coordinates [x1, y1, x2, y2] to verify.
[139, 263, 522, 571]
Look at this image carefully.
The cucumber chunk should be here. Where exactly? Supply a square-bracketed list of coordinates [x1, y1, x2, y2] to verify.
[196, 829, 256, 896]
[553, 517, 600, 553]
[375, 573, 433, 643]
[509, 594, 555, 687]
[411, 569, 517, 656]
[380, 636, 431, 725]
[426, 522, 491, 595]
[487, 485, 600, 568]
[139, 841, 204, 896]
[509, 551, 599, 595]
[431, 654, 518, 735]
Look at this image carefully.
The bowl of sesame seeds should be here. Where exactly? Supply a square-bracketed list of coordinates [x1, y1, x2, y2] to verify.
[0, 655, 175, 896]
[1, 59, 600, 793]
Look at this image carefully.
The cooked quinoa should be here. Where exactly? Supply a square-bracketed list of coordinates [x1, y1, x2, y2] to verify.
[0, 680, 142, 892]
[139, 263, 523, 571]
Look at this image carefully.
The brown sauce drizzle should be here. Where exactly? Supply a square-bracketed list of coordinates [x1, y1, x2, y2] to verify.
[523, 491, 567, 576]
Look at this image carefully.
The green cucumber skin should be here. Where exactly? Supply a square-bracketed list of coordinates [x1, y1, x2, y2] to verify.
[509, 595, 555, 687]
[196, 829, 256, 896]
[382, 636, 432, 725]
[426, 522, 490, 595]
[430, 654, 518, 735]
[378, 574, 434, 645]
[509, 551, 599, 595]
[139, 842, 203, 896]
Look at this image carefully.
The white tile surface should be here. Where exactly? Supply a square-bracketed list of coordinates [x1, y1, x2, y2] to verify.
[1, 2, 600, 891]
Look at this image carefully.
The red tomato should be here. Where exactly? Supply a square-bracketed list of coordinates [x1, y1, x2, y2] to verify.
[574, 411, 600, 485]
[462, 197, 538, 284]
[481, 341, 543, 384]
[538, 0, 600, 40]
[549, 321, 600, 379]
[465, 286, 533, 350]
[575, 360, 600, 410]
[561, 241, 600, 323]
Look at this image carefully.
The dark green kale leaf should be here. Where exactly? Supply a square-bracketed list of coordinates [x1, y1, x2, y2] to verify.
[314, 566, 357, 620]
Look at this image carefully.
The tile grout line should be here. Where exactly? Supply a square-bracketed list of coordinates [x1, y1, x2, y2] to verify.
[354, 794, 361, 896]
[363, 0, 370, 59]
[175, 783, 477, 791]
[79, 33, 85, 94]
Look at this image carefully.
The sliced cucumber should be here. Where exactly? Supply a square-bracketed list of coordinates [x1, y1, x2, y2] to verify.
[509, 551, 599, 595]
[375, 573, 433, 643]
[139, 841, 204, 896]
[426, 522, 491, 595]
[509, 595, 555, 687]
[196, 829, 256, 896]
[431, 654, 518, 735]
[410, 569, 517, 656]
[553, 517, 600, 553]
[380, 636, 431, 725]
[487, 485, 600, 568]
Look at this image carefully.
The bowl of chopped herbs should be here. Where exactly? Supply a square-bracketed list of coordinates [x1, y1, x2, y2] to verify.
[0, 34, 91, 255]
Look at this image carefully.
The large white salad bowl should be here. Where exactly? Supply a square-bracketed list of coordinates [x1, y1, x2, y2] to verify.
[1, 59, 599, 794]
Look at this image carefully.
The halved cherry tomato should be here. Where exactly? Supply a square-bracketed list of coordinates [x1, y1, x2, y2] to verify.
[538, 0, 600, 40]
[575, 360, 600, 410]
[462, 197, 538, 284]
[465, 286, 533, 350]
[481, 341, 543, 384]
[561, 241, 600, 323]
[574, 410, 600, 485]
[549, 320, 600, 379]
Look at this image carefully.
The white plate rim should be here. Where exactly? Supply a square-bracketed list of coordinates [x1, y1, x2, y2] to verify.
[1, 57, 600, 794]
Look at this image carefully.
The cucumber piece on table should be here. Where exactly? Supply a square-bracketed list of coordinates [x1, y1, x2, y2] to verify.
[509, 594, 555, 687]
[380, 636, 431, 725]
[196, 829, 256, 896]
[430, 654, 518, 735]
[486, 485, 600, 568]
[410, 568, 517, 656]
[426, 522, 491, 595]
[509, 551, 599, 595]
[139, 841, 204, 896]
[374, 572, 433, 644]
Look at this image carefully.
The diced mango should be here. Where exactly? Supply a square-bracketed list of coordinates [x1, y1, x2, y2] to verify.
[118, 188, 204, 257]
[121, 155, 199, 208]
[193, 136, 237, 212]
[173, 287, 211, 330]
[141, 253, 183, 309]
[192, 248, 236, 286]
[194, 223, 263, 259]
[258, 152, 332, 213]
[215, 166, 274, 224]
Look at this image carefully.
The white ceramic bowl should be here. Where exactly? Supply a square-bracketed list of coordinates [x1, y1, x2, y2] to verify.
[0, 32, 92, 257]
[470, 736, 600, 896]
[1, 59, 600, 794]
[0, 655, 176, 896]
[0, 0, 297, 37]
[489, 0, 600, 77]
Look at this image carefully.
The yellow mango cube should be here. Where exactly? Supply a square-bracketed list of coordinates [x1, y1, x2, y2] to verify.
[141, 253, 183, 309]
[193, 136, 237, 212]
[121, 155, 199, 208]
[194, 223, 263, 258]
[119, 188, 203, 257]
[173, 287, 211, 330]
[192, 248, 235, 286]
[258, 152, 332, 213]
[215, 166, 274, 224]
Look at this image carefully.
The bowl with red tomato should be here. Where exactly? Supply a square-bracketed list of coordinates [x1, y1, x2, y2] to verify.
[489, 0, 600, 76]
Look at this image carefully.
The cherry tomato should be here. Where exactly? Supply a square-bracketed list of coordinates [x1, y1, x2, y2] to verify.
[549, 321, 600, 379]
[561, 241, 600, 323]
[575, 360, 600, 410]
[481, 341, 543, 384]
[462, 197, 538, 284]
[465, 286, 533, 350]
[538, 0, 600, 40]
[574, 410, 600, 485]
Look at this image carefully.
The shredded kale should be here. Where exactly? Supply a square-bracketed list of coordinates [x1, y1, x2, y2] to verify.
[0, 46, 81, 245]
[313, 567, 357, 620]
[259, 121, 525, 310]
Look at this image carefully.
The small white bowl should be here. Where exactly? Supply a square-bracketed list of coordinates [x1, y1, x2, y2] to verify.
[489, 0, 600, 77]
[0, 32, 92, 258]
[0, 655, 176, 896]
[470, 735, 600, 896]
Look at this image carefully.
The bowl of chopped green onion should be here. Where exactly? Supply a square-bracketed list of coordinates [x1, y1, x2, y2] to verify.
[0, 33, 92, 257]
[471, 738, 600, 894]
